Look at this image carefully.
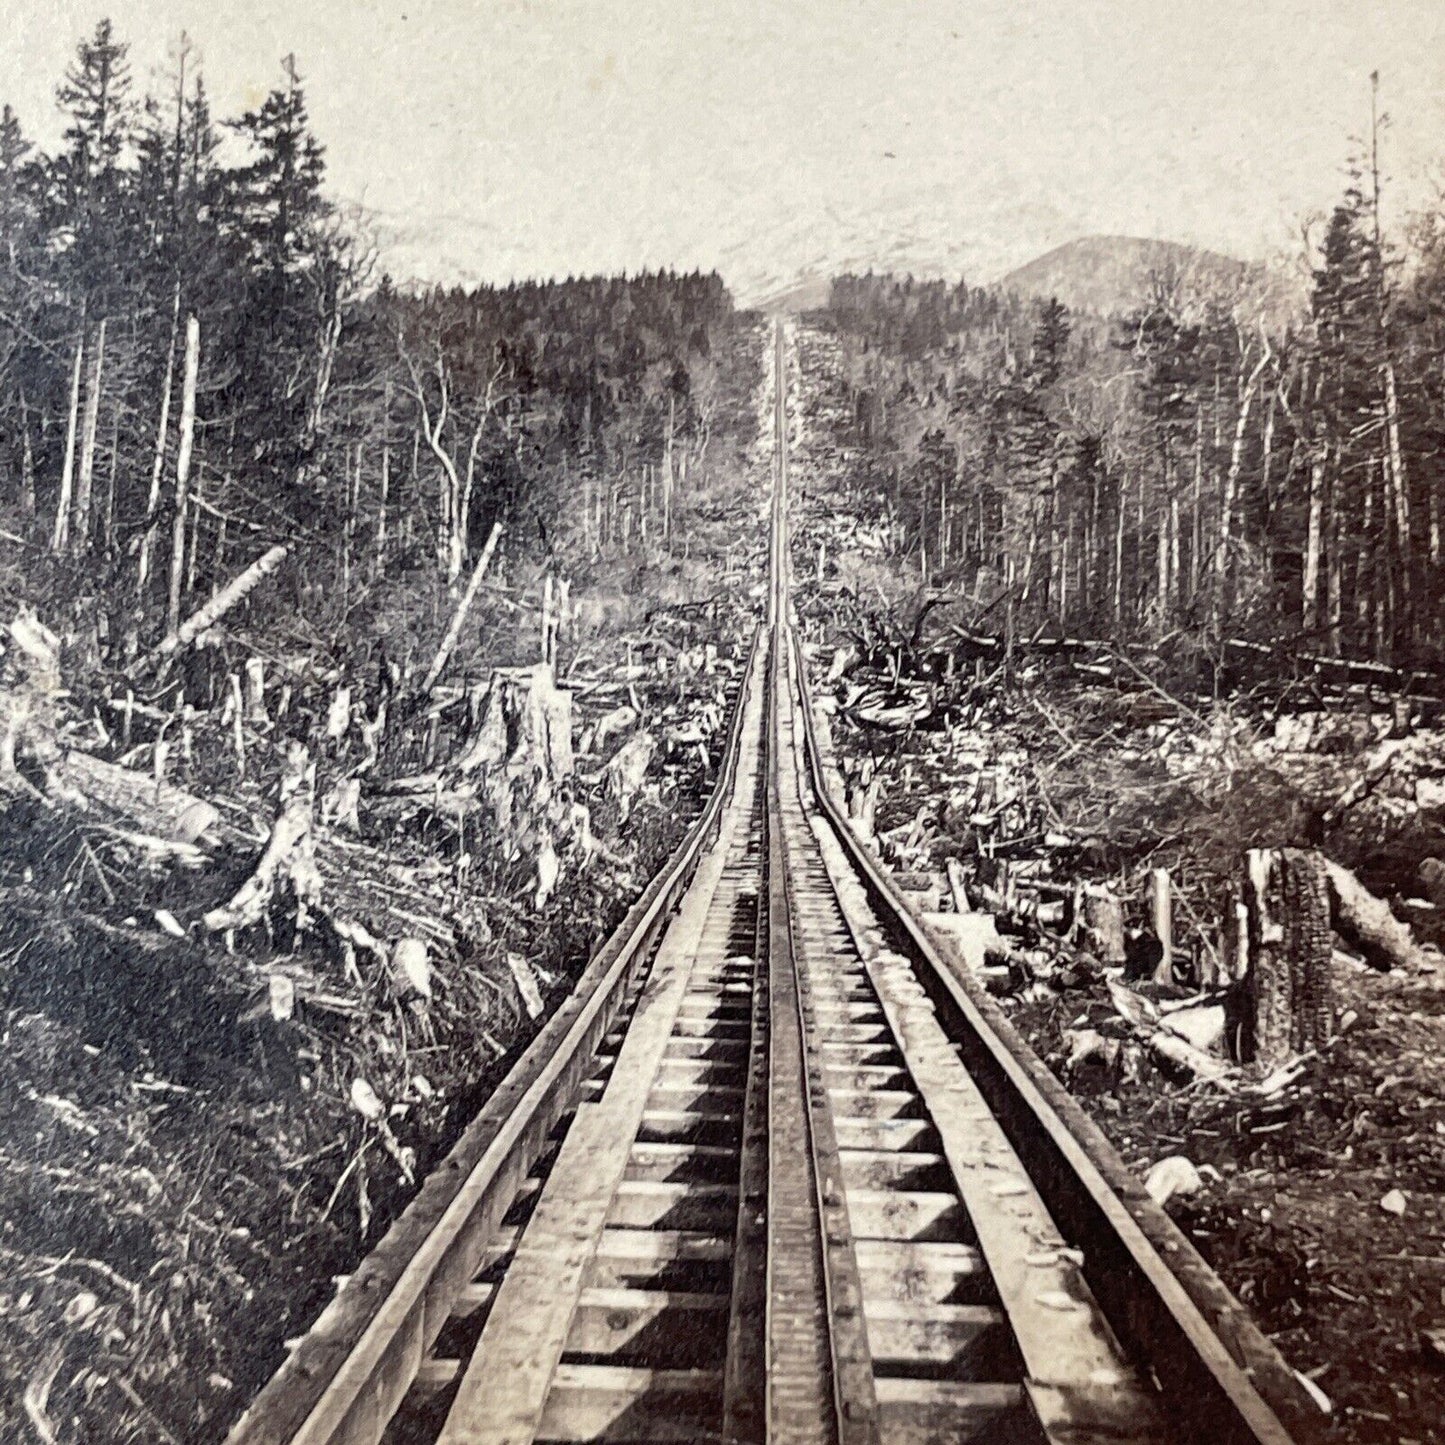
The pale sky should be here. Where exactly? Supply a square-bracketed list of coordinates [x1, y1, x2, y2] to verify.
[3, 1, 1443, 301]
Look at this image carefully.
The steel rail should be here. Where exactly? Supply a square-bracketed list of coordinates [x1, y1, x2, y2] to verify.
[225, 626, 763, 1445]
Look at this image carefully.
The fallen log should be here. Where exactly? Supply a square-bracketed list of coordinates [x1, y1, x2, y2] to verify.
[144, 544, 290, 664]
[50, 750, 219, 843]
[1324, 858, 1432, 972]
[1107, 979, 1234, 1086]
[421, 522, 503, 695]
[1147, 1028, 1234, 1084]
[1223, 636, 1444, 697]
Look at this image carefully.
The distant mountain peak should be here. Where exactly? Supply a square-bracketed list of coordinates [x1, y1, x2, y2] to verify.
[998, 234, 1303, 322]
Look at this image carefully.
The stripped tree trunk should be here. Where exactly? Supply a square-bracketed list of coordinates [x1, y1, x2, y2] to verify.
[50, 327, 85, 554]
[1149, 867, 1173, 983]
[148, 544, 289, 662]
[138, 282, 181, 594]
[19, 394, 34, 517]
[1113, 471, 1126, 625]
[1384, 361, 1411, 557]
[1215, 339, 1270, 592]
[374, 380, 391, 580]
[421, 520, 503, 694]
[1301, 451, 1325, 629]
[72, 316, 106, 553]
[167, 315, 200, 635]
[102, 404, 120, 556]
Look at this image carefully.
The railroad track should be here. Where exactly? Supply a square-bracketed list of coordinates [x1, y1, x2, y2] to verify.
[228, 324, 1319, 1445]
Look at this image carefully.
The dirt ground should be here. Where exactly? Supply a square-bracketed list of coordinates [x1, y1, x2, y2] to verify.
[1013, 963, 1445, 1444]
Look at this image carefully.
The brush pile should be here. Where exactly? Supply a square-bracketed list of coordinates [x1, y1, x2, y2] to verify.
[0, 559, 755, 1443]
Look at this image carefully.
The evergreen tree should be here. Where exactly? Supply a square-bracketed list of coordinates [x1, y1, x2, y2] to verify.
[227, 56, 328, 276]
[49, 17, 136, 280]
[0, 104, 32, 269]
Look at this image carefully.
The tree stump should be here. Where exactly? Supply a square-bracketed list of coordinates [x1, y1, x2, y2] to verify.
[1148, 867, 1173, 982]
[1080, 883, 1125, 965]
[453, 663, 575, 840]
[244, 657, 268, 724]
[1239, 847, 1333, 1069]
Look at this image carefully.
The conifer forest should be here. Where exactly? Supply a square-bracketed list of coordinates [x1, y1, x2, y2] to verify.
[1, 12, 1444, 1445]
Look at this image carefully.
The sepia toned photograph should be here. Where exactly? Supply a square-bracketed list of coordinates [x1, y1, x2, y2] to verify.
[0, 2, 1442, 1441]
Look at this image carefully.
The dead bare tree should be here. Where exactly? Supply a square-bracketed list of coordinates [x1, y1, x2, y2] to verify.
[399, 333, 505, 583]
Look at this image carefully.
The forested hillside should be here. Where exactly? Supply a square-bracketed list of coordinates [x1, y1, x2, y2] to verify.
[787, 110, 1445, 1440]
[0, 21, 743, 666]
[0, 21, 769, 1443]
[997, 234, 1300, 326]
[819, 151, 1445, 672]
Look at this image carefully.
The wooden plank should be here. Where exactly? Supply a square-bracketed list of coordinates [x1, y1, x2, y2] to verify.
[809, 999, 887, 1021]
[845, 1188, 969, 1242]
[645, 1081, 747, 1111]
[537, 1365, 721, 1442]
[624, 1142, 736, 1182]
[827, 1087, 921, 1120]
[864, 1300, 1010, 1370]
[838, 1149, 946, 1190]
[874, 1379, 1024, 1445]
[668, 1015, 751, 1038]
[437, 764, 746, 1445]
[567, 1288, 728, 1359]
[448, 1282, 495, 1319]
[661, 1036, 748, 1060]
[1025, 1380, 1169, 1445]
[833, 1118, 934, 1152]
[653, 1058, 744, 1085]
[819, 1040, 898, 1064]
[815, 1022, 893, 1043]
[594, 1228, 733, 1263]
[824, 1064, 910, 1090]
[853, 1238, 987, 1283]
[408, 1357, 461, 1397]
[607, 1180, 738, 1231]
[637, 1108, 742, 1144]
[587, 1229, 734, 1290]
